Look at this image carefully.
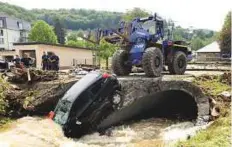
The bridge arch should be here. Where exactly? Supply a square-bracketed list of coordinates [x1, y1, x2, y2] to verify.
[119, 77, 209, 120]
[98, 77, 210, 129]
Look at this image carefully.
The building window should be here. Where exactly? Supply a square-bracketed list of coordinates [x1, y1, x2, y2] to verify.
[0, 20, 3, 28]
[0, 30, 3, 36]
[0, 38, 4, 44]
[17, 22, 23, 30]
[20, 31, 23, 37]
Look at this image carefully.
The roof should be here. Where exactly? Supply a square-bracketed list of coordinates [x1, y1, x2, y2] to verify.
[0, 13, 31, 31]
[196, 42, 220, 53]
[13, 42, 94, 50]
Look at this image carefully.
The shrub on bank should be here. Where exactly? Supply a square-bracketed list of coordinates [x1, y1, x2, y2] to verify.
[0, 77, 10, 115]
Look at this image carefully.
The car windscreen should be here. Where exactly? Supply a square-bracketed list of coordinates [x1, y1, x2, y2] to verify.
[53, 99, 72, 125]
[54, 72, 102, 125]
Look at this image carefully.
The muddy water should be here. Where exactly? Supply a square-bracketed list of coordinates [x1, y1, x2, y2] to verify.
[0, 116, 210, 147]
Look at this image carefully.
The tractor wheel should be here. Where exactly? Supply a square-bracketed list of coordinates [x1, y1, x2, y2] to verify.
[142, 47, 163, 77]
[168, 51, 187, 75]
[112, 50, 131, 76]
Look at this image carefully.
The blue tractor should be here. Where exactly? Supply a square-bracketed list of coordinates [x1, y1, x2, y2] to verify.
[84, 13, 192, 77]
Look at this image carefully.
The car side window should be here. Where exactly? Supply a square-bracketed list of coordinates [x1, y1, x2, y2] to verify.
[90, 80, 102, 95]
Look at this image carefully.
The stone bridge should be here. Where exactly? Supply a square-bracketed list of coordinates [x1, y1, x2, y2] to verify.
[98, 76, 210, 129]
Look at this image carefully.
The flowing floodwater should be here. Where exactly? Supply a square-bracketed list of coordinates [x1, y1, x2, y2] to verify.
[0, 116, 210, 147]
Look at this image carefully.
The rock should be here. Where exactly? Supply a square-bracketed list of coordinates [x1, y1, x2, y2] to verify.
[10, 84, 21, 90]
[202, 115, 210, 121]
[220, 91, 231, 99]
[209, 97, 217, 106]
[220, 72, 231, 85]
[211, 106, 220, 117]
[195, 117, 208, 126]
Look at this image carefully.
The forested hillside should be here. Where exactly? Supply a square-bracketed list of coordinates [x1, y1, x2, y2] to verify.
[0, 2, 122, 30]
[31, 9, 122, 30]
[0, 2, 217, 50]
[0, 2, 36, 21]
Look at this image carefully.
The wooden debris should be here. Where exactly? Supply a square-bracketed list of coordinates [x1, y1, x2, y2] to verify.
[4, 68, 59, 84]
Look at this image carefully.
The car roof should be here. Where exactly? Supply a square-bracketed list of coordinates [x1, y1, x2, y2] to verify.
[62, 72, 102, 103]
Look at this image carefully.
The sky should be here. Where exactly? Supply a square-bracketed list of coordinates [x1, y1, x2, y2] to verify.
[0, 0, 231, 31]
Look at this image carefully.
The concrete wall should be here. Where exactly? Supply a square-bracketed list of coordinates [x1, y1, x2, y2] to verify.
[0, 50, 16, 60]
[14, 44, 94, 69]
[196, 52, 221, 61]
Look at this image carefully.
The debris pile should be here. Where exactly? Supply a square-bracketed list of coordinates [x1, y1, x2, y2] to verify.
[220, 72, 231, 85]
[4, 68, 58, 83]
[195, 74, 217, 81]
[69, 66, 100, 75]
[195, 72, 231, 86]
[2, 78, 77, 116]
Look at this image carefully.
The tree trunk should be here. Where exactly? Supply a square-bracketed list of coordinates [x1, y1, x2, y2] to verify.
[105, 57, 109, 70]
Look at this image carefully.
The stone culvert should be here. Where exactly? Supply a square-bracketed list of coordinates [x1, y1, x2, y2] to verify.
[98, 76, 210, 129]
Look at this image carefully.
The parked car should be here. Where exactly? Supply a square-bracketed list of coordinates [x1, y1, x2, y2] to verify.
[48, 72, 123, 137]
[0, 59, 14, 72]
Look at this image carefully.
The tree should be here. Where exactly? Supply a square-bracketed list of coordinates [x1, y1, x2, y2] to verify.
[219, 11, 231, 54]
[67, 33, 77, 41]
[66, 40, 85, 47]
[98, 39, 117, 69]
[122, 8, 150, 22]
[77, 31, 84, 38]
[53, 18, 66, 44]
[191, 37, 204, 51]
[29, 20, 57, 43]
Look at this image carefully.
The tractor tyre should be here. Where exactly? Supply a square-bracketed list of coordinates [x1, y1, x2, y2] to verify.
[168, 51, 187, 75]
[112, 50, 131, 76]
[142, 47, 163, 77]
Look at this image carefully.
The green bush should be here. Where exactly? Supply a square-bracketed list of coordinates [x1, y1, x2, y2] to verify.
[0, 77, 10, 115]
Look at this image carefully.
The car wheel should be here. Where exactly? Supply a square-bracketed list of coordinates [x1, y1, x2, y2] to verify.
[111, 90, 124, 109]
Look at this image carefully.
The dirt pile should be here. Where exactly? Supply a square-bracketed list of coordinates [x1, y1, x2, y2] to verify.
[4, 69, 58, 84]
[220, 72, 231, 85]
[1, 75, 78, 117]
[195, 72, 231, 86]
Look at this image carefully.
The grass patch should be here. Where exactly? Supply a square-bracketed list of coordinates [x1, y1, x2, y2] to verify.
[176, 74, 231, 147]
[176, 116, 231, 147]
[194, 75, 230, 96]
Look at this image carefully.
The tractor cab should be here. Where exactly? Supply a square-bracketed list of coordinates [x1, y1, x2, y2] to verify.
[127, 14, 165, 43]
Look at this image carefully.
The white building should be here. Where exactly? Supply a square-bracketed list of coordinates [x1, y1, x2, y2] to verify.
[196, 42, 221, 61]
[0, 14, 31, 51]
